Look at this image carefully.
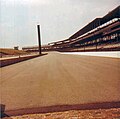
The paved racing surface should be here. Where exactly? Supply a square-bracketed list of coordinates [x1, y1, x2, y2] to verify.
[1, 52, 120, 116]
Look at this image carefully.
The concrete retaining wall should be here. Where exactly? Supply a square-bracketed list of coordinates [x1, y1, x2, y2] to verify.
[0, 55, 41, 67]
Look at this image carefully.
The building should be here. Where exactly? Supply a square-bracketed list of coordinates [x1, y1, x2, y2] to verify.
[22, 6, 120, 52]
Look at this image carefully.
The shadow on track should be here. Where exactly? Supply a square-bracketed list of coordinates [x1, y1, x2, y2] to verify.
[3, 101, 120, 117]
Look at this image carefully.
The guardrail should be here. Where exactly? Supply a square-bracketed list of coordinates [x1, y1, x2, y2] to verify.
[0, 54, 47, 67]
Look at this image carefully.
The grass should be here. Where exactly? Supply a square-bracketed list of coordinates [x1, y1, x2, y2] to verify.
[0, 48, 27, 55]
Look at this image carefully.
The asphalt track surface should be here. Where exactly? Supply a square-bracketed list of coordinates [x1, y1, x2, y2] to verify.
[0, 52, 120, 115]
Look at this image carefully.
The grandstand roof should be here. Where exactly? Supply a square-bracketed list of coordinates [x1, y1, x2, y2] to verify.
[69, 6, 120, 39]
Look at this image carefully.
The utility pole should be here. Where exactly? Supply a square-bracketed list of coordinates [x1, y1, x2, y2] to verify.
[37, 25, 42, 55]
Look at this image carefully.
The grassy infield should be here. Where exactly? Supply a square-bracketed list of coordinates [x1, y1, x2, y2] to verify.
[0, 48, 27, 55]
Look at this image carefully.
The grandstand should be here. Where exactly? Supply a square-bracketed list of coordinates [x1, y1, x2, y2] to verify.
[22, 6, 120, 52]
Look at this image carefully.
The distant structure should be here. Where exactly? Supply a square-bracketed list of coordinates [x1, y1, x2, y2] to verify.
[22, 6, 120, 52]
[14, 46, 19, 50]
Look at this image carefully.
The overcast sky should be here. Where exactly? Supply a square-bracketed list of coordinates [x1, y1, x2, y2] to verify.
[0, 0, 119, 48]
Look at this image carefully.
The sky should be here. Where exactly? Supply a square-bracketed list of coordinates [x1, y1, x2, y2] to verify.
[0, 0, 119, 49]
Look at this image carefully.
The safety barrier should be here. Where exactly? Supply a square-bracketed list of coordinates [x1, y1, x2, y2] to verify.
[0, 54, 46, 67]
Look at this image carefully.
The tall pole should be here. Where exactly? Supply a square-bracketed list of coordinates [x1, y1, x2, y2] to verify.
[37, 25, 41, 55]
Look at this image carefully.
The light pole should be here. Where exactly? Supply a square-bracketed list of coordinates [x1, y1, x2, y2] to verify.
[37, 25, 42, 55]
